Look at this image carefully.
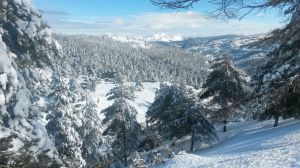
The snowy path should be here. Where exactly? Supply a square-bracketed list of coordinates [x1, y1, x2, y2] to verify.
[157, 119, 300, 168]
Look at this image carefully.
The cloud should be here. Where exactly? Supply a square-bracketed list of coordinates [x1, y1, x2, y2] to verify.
[130, 11, 208, 29]
[44, 11, 283, 36]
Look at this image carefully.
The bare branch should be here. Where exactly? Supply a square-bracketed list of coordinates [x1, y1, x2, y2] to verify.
[151, 0, 201, 9]
[151, 0, 299, 19]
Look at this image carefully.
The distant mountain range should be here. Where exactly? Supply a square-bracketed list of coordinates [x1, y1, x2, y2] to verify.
[157, 34, 277, 75]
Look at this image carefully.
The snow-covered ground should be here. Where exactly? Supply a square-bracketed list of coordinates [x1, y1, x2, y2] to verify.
[89, 81, 161, 123]
[89, 81, 300, 168]
[157, 119, 300, 168]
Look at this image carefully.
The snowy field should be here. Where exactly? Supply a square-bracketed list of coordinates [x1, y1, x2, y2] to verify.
[89, 81, 161, 123]
[156, 119, 300, 168]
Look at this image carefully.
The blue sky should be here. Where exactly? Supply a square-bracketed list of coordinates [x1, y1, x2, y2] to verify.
[32, 0, 285, 37]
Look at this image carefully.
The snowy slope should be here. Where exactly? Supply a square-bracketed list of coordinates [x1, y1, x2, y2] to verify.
[89, 81, 161, 123]
[157, 119, 300, 168]
[159, 34, 276, 74]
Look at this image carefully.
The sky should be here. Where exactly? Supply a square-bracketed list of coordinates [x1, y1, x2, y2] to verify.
[32, 0, 286, 37]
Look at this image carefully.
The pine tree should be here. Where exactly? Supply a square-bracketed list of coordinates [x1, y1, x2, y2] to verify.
[135, 79, 144, 91]
[102, 82, 141, 166]
[253, 13, 300, 126]
[256, 70, 300, 126]
[200, 57, 248, 132]
[46, 74, 86, 167]
[139, 128, 162, 151]
[0, 0, 61, 165]
[147, 84, 217, 141]
[81, 100, 106, 167]
[55, 34, 209, 87]
[130, 152, 147, 168]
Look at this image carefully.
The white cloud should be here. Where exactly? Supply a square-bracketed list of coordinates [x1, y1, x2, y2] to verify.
[43, 11, 283, 37]
[131, 11, 208, 30]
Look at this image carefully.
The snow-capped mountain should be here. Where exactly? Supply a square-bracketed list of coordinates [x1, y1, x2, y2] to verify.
[104, 33, 184, 49]
[107, 33, 184, 43]
[146, 33, 184, 42]
[159, 34, 276, 74]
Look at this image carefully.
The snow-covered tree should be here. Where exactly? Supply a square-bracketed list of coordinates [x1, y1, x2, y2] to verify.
[151, 0, 300, 128]
[46, 74, 85, 167]
[102, 82, 141, 166]
[135, 79, 144, 91]
[130, 152, 147, 168]
[253, 13, 300, 126]
[200, 57, 249, 132]
[147, 84, 217, 141]
[81, 100, 107, 167]
[259, 75, 300, 126]
[139, 128, 162, 151]
[0, 0, 61, 166]
[54, 34, 209, 87]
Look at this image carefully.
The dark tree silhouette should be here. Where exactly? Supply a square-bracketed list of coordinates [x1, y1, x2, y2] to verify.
[200, 57, 248, 132]
[151, 0, 299, 20]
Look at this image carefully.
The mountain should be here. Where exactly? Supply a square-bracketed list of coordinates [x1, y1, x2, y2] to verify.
[146, 33, 184, 42]
[103, 34, 276, 75]
[159, 34, 276, 74]
[1, 0, 299, 167]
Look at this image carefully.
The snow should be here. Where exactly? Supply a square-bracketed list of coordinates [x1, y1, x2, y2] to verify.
[89, 81, 161, 123]
[156, 119, 300, 168]
[0, 90, 5, 105]
[147, 33, 184, 42]
[14, 0, 32, 5]
[129, 82, 161, 122]
[106, 33, 184, 49]
[0, 43, 11, 74]
[14, 88, 30, 118]
[8, 138, 24, 152]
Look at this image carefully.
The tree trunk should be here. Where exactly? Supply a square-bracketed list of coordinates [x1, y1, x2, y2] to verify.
[190, 126, 195, 152]
[223, 113, 227, 132]
[122, 124, 127, 166]
[274, 115, 279, 127]
[223, 120, 227, 132]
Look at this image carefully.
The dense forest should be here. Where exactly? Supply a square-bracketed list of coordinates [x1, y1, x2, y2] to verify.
[0, 0, 299, 167]
[54, 34, 209, 87]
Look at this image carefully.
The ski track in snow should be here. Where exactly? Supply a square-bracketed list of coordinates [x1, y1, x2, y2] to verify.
[156, 119, 300, 168]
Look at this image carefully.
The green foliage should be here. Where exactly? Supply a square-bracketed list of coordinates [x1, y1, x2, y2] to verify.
[147, 84, 217, 140]
[260, 75, 300, 120]
[200, 57, 249, 122]
[253, 14, 300, 122]
[201, 57, 248, 105]
[139, 129, 162, 151]
[0, 137, 62, 168]
[102, 82, 141, 165]
[0, 152, 62, 168]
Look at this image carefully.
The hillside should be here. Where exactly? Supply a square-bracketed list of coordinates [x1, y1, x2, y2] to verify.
[55, 34, 209, 87]
[157, 119, 300, 168]
[1, 0, 299, 167]
[159, 34, 276, 74]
